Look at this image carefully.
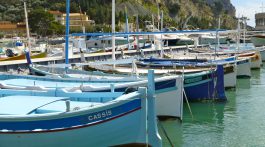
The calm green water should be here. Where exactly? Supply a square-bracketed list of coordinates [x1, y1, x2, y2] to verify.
[160, 65, 265, 147]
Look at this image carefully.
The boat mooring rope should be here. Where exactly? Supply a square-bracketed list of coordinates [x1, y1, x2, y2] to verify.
[183, 89, 194, 120]
[182, 67, 194, 120]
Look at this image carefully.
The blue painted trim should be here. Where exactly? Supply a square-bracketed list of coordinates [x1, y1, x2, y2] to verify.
[155, 79, 176, 91]
[0, 108, 141, 134]
[155, 86, 177, 94]
[0, 99, 141, 131]
[237, 59, 249, 65]
[184, 79, 212, 87]
[89, 79, 176, 93]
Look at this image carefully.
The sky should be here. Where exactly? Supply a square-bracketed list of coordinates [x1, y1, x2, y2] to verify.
[231, 0, 265, 27]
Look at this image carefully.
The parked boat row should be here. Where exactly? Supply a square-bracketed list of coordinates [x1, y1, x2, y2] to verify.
[0, 40, 264, 146]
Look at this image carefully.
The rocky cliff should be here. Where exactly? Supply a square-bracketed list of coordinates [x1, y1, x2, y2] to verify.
[116, 0, 237, 29]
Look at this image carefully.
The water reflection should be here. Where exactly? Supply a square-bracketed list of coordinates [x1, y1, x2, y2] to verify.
[160, 101, 227, 146]
[160, 64, 265, 147]
[236, 78, 251, 89]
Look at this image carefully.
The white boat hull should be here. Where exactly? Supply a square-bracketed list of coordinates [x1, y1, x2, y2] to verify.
[0, 111, 147, 147]
[224, 65, 237, 88]
[236, 59, 251, 77]
[156, 77, 183, 118]
[250, 56, 262, 69]
[239, 52, 262, 69]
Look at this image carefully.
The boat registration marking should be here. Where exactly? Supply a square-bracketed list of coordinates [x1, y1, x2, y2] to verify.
[88, 110, 112, 121]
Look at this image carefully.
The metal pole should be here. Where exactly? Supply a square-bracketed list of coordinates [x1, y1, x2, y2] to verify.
[24, 2, 31, 53]
[161, 11, 163, 31]
[65, 0, 70, 65]
[125, 6, 130, 49]
[78, 5, 85, 34]
[214, 30, 217, 60]
[243, 18, 246, 46]
[136, 14, 139, 51]
[112, 0, 116, 61]
[217, 17, 220, 48]
[157, 2, 160, 30]
[237, 18, 240, 52]
[152, 14, 155, 32]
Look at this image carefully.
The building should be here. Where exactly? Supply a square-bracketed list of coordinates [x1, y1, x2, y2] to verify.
[255, 13, 265, 30]
[0, 21, 26, 36]
[49, 11, 95, 30]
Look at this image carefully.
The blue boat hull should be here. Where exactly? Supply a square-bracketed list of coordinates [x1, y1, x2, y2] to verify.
[184, 65, 226, 101]
[184, 77, 215, 101]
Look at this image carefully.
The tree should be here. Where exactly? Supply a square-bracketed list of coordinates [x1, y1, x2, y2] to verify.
[0, 32, 4, 39]
[28, 8, 64, 36]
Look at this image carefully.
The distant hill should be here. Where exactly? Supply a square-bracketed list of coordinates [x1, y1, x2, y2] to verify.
[0, 0, 237, 30]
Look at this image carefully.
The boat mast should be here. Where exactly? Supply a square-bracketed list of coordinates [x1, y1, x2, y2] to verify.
[217, 17, 220, 49]
[160, 10, 164, 58]
[214, 16, 220, 60]
[125, 6, 130, 49]
[78, 5, 85, 34]
[243, 18, 246, 46]
[157, 2, 160, 30]
[24, 1, 31, 53]
[65, 0, 70, 65]
[236, 17, 241, 54]
[136, 14, 139, 51]
[160, 11, 163, 31]
[152, 14, 155, 32]
[241, 16, 248, 46]
[112, 0, 116, 61]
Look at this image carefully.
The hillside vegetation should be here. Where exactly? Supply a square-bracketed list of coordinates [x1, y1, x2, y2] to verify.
[0, 0, 237, 34]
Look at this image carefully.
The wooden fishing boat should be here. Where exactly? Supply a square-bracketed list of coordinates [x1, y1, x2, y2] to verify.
[0, 70, 183, 119]
[0, 71, 162, 147]
[0, 51, 47, 62]
[238, 51, 262, 69]
[212, 56, 251, 78]
[12, 54, 185, 119]
[138, 56, 238, 88]
[165, 52, 251, 78]
[184, 65, 226, 101]
[85, 61, 226, 101]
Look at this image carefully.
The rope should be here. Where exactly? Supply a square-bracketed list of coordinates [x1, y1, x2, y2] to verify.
[183, 89, 194, 120]
[182, 66, 194, 120]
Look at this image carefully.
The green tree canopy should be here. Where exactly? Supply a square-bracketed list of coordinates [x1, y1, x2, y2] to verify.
[28, 8, 64, 36]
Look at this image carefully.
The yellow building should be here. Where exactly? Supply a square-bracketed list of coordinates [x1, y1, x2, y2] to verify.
[49, 11, 95, 30]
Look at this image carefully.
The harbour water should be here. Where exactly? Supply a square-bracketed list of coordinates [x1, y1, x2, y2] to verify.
[160, 66, 265, 146]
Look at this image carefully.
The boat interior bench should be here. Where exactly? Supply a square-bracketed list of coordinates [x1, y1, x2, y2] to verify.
[0, 96, 102, 115]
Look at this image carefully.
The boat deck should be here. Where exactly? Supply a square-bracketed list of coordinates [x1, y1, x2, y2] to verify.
[0, 96, 101, 115]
